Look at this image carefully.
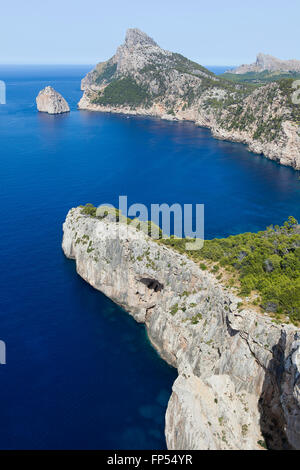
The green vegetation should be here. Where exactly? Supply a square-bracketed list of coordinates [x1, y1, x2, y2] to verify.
[278, 79, 300, 124]
[171, 52, 215, 78]
[170, 303, 179, 315]
[205, 77, 300, 143]
[257, 439, 267, 449]
[87, 240, 94, 253]
[242, 424, 248, 436]
[80, 204, 162, 239]
[86, 41, 300, 147]
[80, 205, 300, 322]
[179, 291, 191, 297]
[252, 116, 284, 141]
[211, 77, 300, 141]
[221, 70, 300, 84]
[190, 313, 202, 324]
[160, 217, 300, 323]
[81, 203, 97, 217]
[92, 77, 150, 107]
[139, 54, 215, 98]
[95, 62, 117, 84]
[81, 203, 121, 220]
[133, 220, 163, 239]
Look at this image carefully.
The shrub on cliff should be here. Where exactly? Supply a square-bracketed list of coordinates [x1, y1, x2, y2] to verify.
[161, 217, 300, 323]
[81, 203, 97, 217]
[92, 77, 150, 107]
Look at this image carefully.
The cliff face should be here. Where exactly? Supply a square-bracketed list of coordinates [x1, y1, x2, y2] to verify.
[62, 207, 300, 450]
[36, 86, 70, 114]
[229, 53, 300, 74]
[78, 29, 300, 170]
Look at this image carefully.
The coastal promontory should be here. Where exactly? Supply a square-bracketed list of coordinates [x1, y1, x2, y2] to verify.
[78, 29, 300, 170]
[228, 53, 300, 75]
[36, 86, 70, 114]
[62, 205, 300, 450]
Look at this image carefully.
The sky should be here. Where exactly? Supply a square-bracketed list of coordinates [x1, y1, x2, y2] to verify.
[1, 0, 299, 66]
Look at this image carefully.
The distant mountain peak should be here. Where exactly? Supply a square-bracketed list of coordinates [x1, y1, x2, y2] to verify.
[81, 27, 214, 88]
[124, 28, 158, 48]
[229, 53, 300, 74]
[256, 52, 273, 65]
[79, 30, 300, 171]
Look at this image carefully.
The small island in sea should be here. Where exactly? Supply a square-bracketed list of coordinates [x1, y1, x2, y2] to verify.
[36, 86, 70, 114]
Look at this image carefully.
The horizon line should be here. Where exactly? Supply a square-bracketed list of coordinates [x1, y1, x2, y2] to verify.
[0, 62, 236, 67]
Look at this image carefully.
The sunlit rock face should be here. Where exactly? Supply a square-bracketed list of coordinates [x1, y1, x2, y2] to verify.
[78, 29, 300, 170]
[62, 207, 300, 450]
[36, 86, 70, 114]
[229, 53, 300, 74]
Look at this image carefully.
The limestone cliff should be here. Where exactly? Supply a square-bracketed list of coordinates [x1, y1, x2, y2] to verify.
[62, 207, 300, 450]
[36, 86, 70, 114]
[78, 29, 300, 170]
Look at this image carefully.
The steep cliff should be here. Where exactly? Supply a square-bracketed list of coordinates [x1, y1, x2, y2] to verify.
[62, 207, 300, 450]
[78, 29, 300, 170]
[36, 86, 70, 114]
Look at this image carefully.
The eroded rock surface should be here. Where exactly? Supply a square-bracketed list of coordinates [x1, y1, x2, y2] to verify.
[36, 86, 70, 114]
[62, 207, 300, 450]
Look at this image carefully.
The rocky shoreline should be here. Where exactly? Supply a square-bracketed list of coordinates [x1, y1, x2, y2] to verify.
[62, 207, 300, 450]
[77, 28, 300, 171]
[78, 93, 300, 170]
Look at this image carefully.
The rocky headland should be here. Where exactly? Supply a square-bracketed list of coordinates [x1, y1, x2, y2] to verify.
[229, 53, 300, 75]
[78, 29, 300, 170]
[62, 207, 300, 450]
[36, 86, 70, 114]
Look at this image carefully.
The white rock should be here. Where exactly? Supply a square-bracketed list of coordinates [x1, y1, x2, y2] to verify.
[36, 86, 70, 114]
[62, 207, 300, 450]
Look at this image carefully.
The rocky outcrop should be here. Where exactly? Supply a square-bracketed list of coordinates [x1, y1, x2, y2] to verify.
[62, 207, 300, 450]
[78, 29, 300, 170]
[80, 29, 213, 93]
[229, 53, 300, 74]
[36, 86, 70, 114]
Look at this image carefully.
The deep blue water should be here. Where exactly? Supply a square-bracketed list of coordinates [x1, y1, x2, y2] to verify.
[206, 65, 232, 75]
[0, 65, 300, 449]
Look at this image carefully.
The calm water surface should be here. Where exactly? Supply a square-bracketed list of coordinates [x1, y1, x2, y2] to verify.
[0, 65, 299, 449]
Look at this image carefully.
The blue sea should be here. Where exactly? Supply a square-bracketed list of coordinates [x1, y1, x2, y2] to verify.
[0, 65, 300, 449]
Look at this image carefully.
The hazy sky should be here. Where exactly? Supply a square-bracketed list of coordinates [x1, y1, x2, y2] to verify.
[1, 0, 299, 66]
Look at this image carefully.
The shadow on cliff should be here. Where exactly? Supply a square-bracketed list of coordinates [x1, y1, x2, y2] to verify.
[258, 330, 292, 450]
